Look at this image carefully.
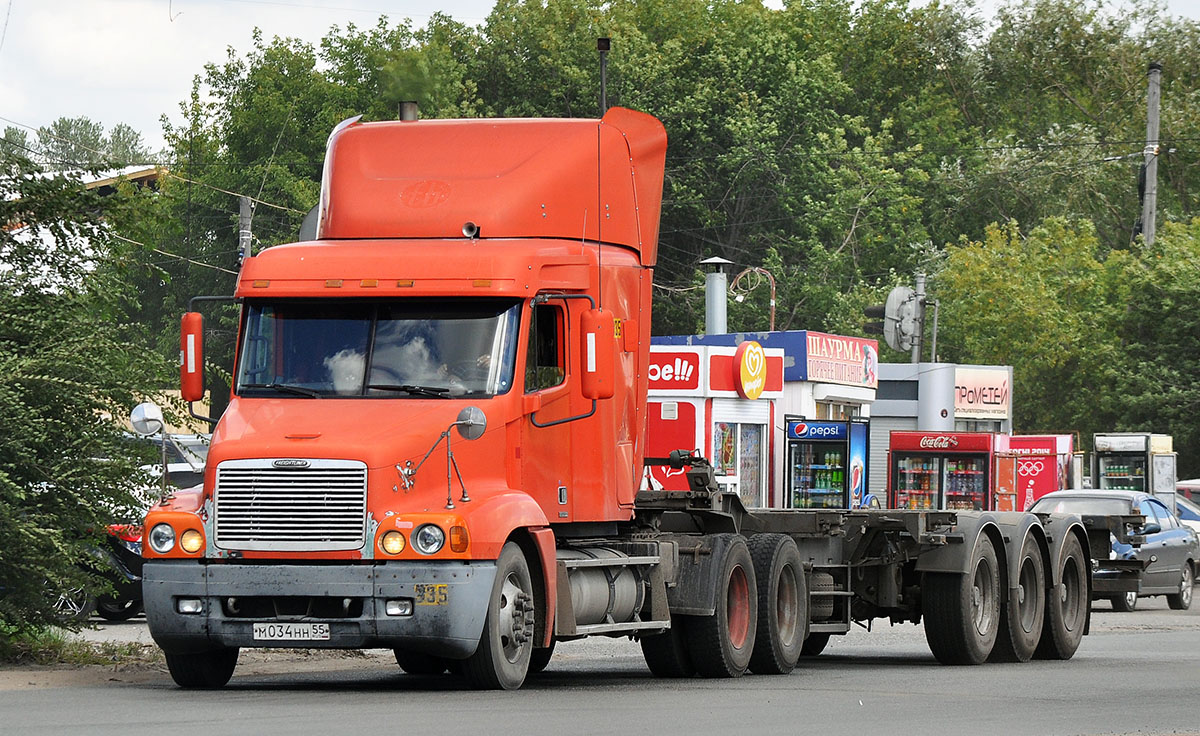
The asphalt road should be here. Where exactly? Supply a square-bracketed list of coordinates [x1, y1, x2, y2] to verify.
[3, 596, 1197, 736]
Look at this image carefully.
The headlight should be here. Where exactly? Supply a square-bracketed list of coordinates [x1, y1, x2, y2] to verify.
[180, 529, 204, 553]
[381, 530, 406, 555]
[148, 523, 176, 554]
[413, 524, 445, 555]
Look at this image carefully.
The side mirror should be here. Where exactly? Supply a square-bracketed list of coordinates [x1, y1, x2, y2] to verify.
[130, 402, 165, 436]
[455, 406, 487, 441]
[180, 312, 205, 402]
[1142, 522, 1162, 536]
[580, 308, 616, 400]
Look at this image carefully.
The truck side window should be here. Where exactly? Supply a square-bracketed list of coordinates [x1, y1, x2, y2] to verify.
[526, 304, 564, 392]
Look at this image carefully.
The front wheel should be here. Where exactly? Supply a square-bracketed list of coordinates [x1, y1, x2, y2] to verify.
[1166, 565, 1194, 610]
[165, 648, 239, 689]
[923, 533, 1000, 665]
[1110, 591, 1138, 612]
[685, 535, 757, 678]
[463, 541, 535, 690]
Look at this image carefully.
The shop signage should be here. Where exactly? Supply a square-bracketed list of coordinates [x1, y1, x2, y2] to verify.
[954, 367, 1010, 419]
[919, 435, 959, 449]
[733, 341, 767, 399]
[786, 420, 847, 440]
[803, 331, 878, 389]
[648, 352, 701, 391]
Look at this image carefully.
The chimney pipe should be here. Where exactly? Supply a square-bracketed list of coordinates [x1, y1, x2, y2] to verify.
[399, 101, 419, 121]
[701, 256, 733, 335]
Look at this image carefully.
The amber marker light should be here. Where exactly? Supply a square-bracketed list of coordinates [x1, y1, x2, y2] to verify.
[180, 529, 204, 553]
[325, 279, 344, 288]
[449, 525, 469, 553]
[381, 530, 406, 555]
[251, 280, 270, 288]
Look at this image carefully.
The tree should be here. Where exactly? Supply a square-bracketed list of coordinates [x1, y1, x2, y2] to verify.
[36, 116, 106, 169]
[0, 150, 164, 633]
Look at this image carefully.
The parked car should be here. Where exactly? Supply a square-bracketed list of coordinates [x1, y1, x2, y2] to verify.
[1030, 490, 1196, 612]
[1175, 494, 1200, 536]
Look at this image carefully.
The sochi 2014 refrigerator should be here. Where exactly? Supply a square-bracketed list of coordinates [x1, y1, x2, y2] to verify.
[887, 431, 999, 511]
[1092, 432, 1177, 512]
[785, 417, 870, 509]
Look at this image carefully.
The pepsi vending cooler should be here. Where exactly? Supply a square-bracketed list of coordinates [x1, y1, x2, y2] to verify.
[785, 417, 870, 509]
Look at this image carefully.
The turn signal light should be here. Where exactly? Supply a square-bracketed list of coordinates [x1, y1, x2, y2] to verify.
[180, 529, 204, 553]
[381, 530, 406, 555]
[449, 525, 469, 553]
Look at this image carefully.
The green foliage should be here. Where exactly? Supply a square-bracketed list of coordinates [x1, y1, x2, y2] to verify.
[0, 626, 161, 665]
[0, 152, 163, 634]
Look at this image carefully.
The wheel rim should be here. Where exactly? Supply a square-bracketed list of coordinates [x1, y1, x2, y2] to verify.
[775, 564, 800, 647]
[1124, 591, 1138, 609]
[1182, 568, 1194, 606]
[1017, 556, 1039, 633]
[1061, 555, 1084, 630]
[497, 571, 532, 663]
[971, 555, 996, 636]
[727, 564, 751, 649]
[55, 588, 88, 617]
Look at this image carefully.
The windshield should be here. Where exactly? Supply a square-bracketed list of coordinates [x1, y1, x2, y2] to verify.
[235, 299, 521, 398]
[1030, 496, 1134, 515]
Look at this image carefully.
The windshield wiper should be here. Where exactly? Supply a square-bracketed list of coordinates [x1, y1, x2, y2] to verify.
[367, 384, 451, 399]
[241, 382, 322, 398]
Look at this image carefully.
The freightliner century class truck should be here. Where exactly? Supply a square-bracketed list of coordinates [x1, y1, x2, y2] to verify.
[142, 107, 1146, 689]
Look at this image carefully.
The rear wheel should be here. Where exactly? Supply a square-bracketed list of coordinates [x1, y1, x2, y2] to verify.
[393, 649, 451, 675]
[1034, 533, 1088, 660]
[685, 536, 757, 678]
[463, 542, 535, 690]
[1110, 591, 1138, 612]
[747, 534, 806, 675]
[923, 533, 1000, 665]
[990, 535, 1045, 662]
[165, 648, 239, 689]
[1166, 565, 1194, 610]
[640, 621, 695, 678]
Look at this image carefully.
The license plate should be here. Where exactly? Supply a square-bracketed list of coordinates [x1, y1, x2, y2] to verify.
[414, 583, 449, 605]
[252, 622, 331, 641]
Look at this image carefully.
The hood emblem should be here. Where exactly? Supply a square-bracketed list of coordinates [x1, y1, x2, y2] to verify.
[273, 459, 311, 469]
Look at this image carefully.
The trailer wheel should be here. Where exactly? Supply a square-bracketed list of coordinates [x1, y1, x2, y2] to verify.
[1033, 533, 1087, 660]
[463, 541, 535, 690]
[990, 535, 1045, 662]
[393, 649, 450, 675]
[1165, 564, 1193, 610]
[685, 536, 757, 678]
[800, 632, 831, 657]
[640, 620, 696, 678]
[747, 534, 806, 675]
[528, 639, 556, 674]
[1110, 591, 1138, 612]
[923, 533, 1000, 665]
[165, 648, 239, 689]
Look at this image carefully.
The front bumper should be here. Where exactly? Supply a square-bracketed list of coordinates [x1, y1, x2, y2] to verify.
[143, 560, 496, 657]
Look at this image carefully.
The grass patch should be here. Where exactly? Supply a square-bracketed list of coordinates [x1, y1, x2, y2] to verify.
[0, 628, 162, 667]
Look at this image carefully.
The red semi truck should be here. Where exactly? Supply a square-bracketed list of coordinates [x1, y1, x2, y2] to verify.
[142, 107, 1144, 689]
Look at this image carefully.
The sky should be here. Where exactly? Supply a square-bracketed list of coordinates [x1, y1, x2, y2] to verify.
[1, 0, 1198, 156]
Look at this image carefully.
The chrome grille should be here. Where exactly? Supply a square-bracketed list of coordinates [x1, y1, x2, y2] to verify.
[214, 459, 367, 551]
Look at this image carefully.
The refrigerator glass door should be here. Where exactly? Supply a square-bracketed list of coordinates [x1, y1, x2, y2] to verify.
[1099, 453, 1147, 491]
[945, 455, 987, 510]
[791, 441, 846, 509]
[894, 453, 938, 509]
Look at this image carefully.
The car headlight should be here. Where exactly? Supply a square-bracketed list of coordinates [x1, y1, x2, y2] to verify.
[412, 524, 445, 555]
[148, 523, 176, 554]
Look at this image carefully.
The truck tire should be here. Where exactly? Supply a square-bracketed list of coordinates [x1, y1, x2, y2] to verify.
[800, 632, 831, 657]
[989, 535, 1045, 662]
[393, 649, 450, 675]
[1166, 564, 1194, 610]
[923, 533, 1000, 665]
[165, 648, 239, 689]
[747, 534, 806, 675]
[1110, 591, 1138, 612]
[529, 639, 556, 674]
[640, 621, 696, 677]
[1033, 533, 1087, 660]
[808, 572, 835, 621]
[463, 541, 535, 690]
[684, 536, 757, 678]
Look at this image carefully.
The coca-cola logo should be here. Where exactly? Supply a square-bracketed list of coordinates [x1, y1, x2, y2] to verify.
[919, 436, 959, 449]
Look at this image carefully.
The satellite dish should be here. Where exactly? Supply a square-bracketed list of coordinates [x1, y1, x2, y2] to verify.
[884, 286, 917, 352]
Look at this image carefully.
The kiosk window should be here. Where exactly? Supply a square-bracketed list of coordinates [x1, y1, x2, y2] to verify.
[526, 304, 565, 392]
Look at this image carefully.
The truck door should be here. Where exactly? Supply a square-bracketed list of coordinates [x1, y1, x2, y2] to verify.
[520, 299, 574, 520]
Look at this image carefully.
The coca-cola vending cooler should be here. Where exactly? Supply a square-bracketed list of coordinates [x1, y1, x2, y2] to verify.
[888, 432, 999, 510]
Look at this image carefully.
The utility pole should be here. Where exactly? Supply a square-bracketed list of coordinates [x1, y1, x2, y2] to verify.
[1141, 61, 1162, 246]
[238, 195, 254, 264]
[912, 272, 926, 364]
